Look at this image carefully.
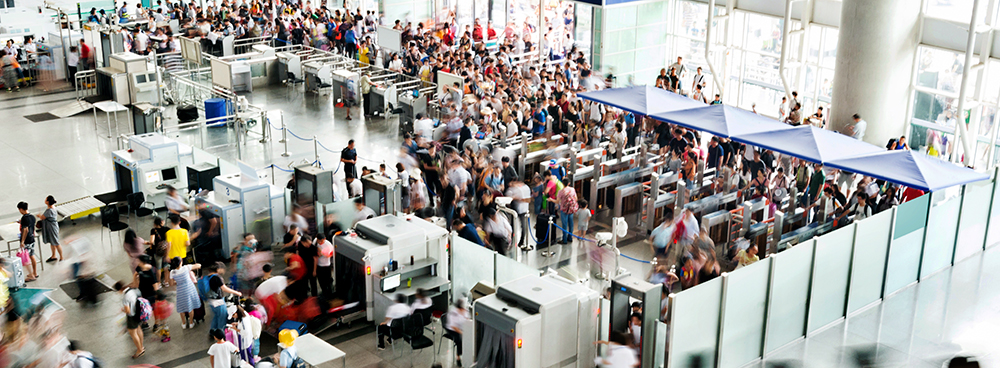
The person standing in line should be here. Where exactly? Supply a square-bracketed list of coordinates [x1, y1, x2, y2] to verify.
[114, 280, 145, 359]
[38, 195, 63, 263]
[315, 234, 334, 297]
[208, 328, 238, 368]
[557, 181, 578, 244]
[67, 46, 80, 86]
[169, 257, 201, 329]
[17, 202, 38, 281]
[296, 234, 319, 297]
[359, 71, 372, 117]
[165, 215, 190, 264]
[204, 261, 243, 335]
[341, 139, 359, 196]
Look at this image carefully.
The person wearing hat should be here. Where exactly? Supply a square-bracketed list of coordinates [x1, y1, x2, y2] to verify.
[275, 329, 301, 368]
[548, 160, 566, 183]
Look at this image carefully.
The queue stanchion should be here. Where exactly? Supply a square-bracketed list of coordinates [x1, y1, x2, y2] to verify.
[281, 119, 290, 157]
[313, 135, 320, 164]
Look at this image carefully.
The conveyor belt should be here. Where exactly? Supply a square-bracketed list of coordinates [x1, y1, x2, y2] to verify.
[55, 196, 106, 220]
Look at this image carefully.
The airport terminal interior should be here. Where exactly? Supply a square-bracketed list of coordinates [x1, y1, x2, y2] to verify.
[4, 0, 1000, 367]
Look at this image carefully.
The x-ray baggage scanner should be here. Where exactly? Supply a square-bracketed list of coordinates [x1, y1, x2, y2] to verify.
[472, 274, 600, 368]
[111, 133, 193, 207]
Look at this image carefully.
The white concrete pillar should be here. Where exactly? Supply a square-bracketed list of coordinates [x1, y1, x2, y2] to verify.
[829, 0, 920, 146]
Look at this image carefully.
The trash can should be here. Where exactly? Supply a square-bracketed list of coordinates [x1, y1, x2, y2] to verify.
[204, 98, 227, 126]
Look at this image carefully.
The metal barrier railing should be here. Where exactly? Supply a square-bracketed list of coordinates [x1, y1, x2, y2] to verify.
[233, 36, 274, 55]
[75, 70, 97, 100]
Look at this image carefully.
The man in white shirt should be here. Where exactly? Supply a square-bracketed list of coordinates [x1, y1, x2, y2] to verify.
[353, 197, 376, 226]
[315, 234, 334, 297]
[66, 341, 97, 368]
[506, 180, 531, 245]
[414, 113, 435, 142]
[409, 288, 432, 314]
[377, 294, 410, 350]
[847, 113, 867, 141]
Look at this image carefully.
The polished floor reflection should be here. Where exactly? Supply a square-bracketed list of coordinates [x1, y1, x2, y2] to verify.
[751, 245, 1000, 368]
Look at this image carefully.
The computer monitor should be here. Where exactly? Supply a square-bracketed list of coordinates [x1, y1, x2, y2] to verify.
[145, 171, 161, 183]
[135, 74, 147, 83]
[381, 274, 401, 292]
[161, 167, 177, 181]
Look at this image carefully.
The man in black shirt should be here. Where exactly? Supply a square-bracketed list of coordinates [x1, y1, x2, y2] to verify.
[668, 128, 689, 156]
[18, 201, 38, 281]
[501, 156, 518, 191]
[297, 234, 319, 296]
[655, 121, 672, 153]
[706, 137, 724, 170]
[342, 139, 358, 194]
[419, 145, 442, 206]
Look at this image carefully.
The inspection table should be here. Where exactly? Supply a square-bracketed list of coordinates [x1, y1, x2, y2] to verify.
[284, 333, 346, 368]
[92, 100, 130, 138]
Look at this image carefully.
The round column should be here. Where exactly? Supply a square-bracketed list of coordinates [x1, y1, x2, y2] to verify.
[829, 0, 920, 146]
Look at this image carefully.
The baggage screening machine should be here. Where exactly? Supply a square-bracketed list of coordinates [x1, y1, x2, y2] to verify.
[472, 274, 600, 368]
[196, 166, 286, 254]
[361, 173, 402, 216]
[293, 165, 334, 206]
[610, 275, 664, 368]
[111, 133, 193, 207]
[96, 52, 153, 105]
[334, 215, 450, 323]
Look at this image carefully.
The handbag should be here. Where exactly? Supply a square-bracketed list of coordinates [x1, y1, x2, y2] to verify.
[16, 249, 29, 265]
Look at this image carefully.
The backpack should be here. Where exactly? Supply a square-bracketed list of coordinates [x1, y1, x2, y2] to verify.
[136, 296, 153, 323]
[77, 355, 103, 368]
[197, 275, 211, 300]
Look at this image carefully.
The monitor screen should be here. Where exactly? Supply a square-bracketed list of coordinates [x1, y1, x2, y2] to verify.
[145, 171, 161, 183]
[161, 167, 177, 181]
[135, 74, 147, 83]
[381, 274, 401, 292]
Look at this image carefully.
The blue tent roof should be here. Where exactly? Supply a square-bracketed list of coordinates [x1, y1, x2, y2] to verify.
[577, 85, 705, 116]
[825, 150, 989, 192]
[731, 125, 885, 164]
[649, 104, 793, 138]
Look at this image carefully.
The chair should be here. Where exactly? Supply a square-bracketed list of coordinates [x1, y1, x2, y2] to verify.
[403, 314, 435, 357]
[100, 204, 129, 248]
[125, 192, 156, 227]
[435, 312, 451, 357]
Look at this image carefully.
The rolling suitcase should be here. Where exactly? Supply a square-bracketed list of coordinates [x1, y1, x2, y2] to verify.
[7, 260, 25, 290]
[534, 214, 555, 250]
[192, 304, 206, 323]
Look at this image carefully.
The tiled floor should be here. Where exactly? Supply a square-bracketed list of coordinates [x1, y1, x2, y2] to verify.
[0, 82, 658, 367]
[749, 244, 1000, 368]
[7, 79, 996, 368]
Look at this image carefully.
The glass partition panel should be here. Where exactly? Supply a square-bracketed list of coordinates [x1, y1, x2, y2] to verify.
[719, 258, 771, 368]
[920, 188, 962, 279]
[986, 172, 1000, 247]
[452, 236, 495, 303]
[884, 194, 929, 296]
[955, 180, 994, 262]
[669, 277, 722, 368]
[808, 224, 855, 333]
[495, 255, 537, 285]
[847, 209, 893, 314]
[765, 240, 814, 353]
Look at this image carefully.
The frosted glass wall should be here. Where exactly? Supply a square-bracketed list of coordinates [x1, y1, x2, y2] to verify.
[884, 194, 929, 296]
[669, 277, 722, 368]
[807, 224, 855, 333]
[920, 188, 962, 279]
[452, 236, 495, 303]
[719, 258, 771, 368]
[955, 180, 993, 262]
[765, 240, 814, 353]
[847, 209, 893, 314]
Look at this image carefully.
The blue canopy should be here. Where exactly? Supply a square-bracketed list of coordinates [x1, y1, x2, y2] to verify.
[825, 150, 989, 192]
[577, 85, 705, 116]
[649, 104, 793, 138]
[731, 125, 885, 164]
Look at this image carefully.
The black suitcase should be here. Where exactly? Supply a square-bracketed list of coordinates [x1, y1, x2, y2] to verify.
[177, 104, 199, 123]
[535, 214, 556, 250]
